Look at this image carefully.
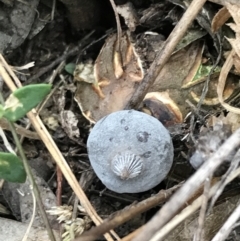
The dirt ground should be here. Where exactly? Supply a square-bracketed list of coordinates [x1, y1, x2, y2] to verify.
[1, 0, 240, 241]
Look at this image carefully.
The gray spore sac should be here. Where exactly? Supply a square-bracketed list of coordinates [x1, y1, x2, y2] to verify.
[87, 110, 174, 193]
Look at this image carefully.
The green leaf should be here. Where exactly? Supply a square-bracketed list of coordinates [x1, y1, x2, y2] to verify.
[192, 65, 221, 82]
[3, 84, 51, 122]
[0, 152, 26, 183]
[65, 63, 76, 75]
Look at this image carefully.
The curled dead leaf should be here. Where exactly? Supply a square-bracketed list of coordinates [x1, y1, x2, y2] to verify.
[142, 92, 183, 127]
[211, 7, 231, 33]
[191, 73, 238, 106]
[74, 32, 144, 123]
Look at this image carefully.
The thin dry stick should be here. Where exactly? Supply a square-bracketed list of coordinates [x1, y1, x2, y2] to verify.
[132, 128, 240, 241]
[0, 119, 40, 140]
[149, 166, 240, 241]
[0, 55, 117, 241]
[124, 0, 207, 110]
[27, 31, 95, 82]
[0, 127, 15, 154]
[109, 0, 122, 53]
[74, 184, 181, 241]
[211, 202, 240, 241]
[208, 0, 240, 6]
[209, 149, 240, 212]
[120, 227, 144, 241]
[194, 177, 212, 241]
[150, 194, 203, 241]
[51, 0, 56, 21]
[0, 68, 56, 241]
[20, 70, 64, 145]
[22, 188, 36, 241]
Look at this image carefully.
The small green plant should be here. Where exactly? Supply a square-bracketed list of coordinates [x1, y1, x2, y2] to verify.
[0, 84, 51, 183]
[64, 63, 76, 75]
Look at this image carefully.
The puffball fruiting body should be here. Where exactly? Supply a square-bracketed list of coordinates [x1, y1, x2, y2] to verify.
[87, 110, 174, 193]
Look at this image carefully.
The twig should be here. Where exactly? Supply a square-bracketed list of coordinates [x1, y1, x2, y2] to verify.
[0, 118, 40, 140]
[124, 0, 207, 110]
[120, 227, 144, 241]
[56, 165, 63, 206]
[149, 192, 204, 241]
[0, 127, 16, 154]
[22, 188, 36, 241]
[51, 0, 56, 21]
[194, 176, 212, 241]
[132, 127, 240, 241]
[189, 36, 222, 142]
[109, 0, 122, 53]
[74, 183, 182, 241]
[149, 166, 240, 241]
[209, 149, 240, 211]
[27, 31, 95, 82]
[211, 201, 240, 241]
[19, 62, 65, 145]
[0, 54, 117, 241]
[0, 90, 56, 241]
[208, 0, 240, 6]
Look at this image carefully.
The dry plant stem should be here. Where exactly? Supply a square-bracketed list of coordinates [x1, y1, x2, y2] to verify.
[27, 30, 95, 83]
[0, 55, 117, 241]
[149, 167, 240, 241]
[120, 227, 144, 241]
[194, 177, 211, 241]
[132, 128, 240, 241]
[56, 165, 63, 206]
[20, 64, 64, 145]
[0, 119, 40, 140]
[208, 0, 240, 6]
[209, 149, 240, 211]
[0, 68, 55, 241]
[109, 0, 122, 53]
[51, 0, 56, 21]
[149, 194, 203, 241]
[69, 179, 86, 240]
[74, 184, 182, 241]
[22, 189, 36, 241]
[211, 203, 240, 241]
[1, 114, 56, 241]
[125, 0, 207, 109]
[217, 50, 240, 114]
[0, 127, 16, 154]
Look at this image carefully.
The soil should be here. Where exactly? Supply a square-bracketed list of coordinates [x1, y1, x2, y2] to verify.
[1, 0, 240, 240]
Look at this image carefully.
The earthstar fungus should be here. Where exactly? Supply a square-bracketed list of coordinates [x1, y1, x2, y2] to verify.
[87, 110, 174, 193]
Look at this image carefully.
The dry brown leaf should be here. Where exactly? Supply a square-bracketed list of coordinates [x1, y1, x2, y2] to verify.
[217, 3, 240, 114]
[211, 7, 231, 33]
[75, 32, 144, 123]
[226, 3, 240, 27]
[226, 37, 240, 58]
[142, 92, 183, 126]
[181, 43, 204, 89]
[190, 73, 237, 105]
[225, 3, 240, 72]
[148, 41, 232, 117]
[232, 53, 240, 73]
